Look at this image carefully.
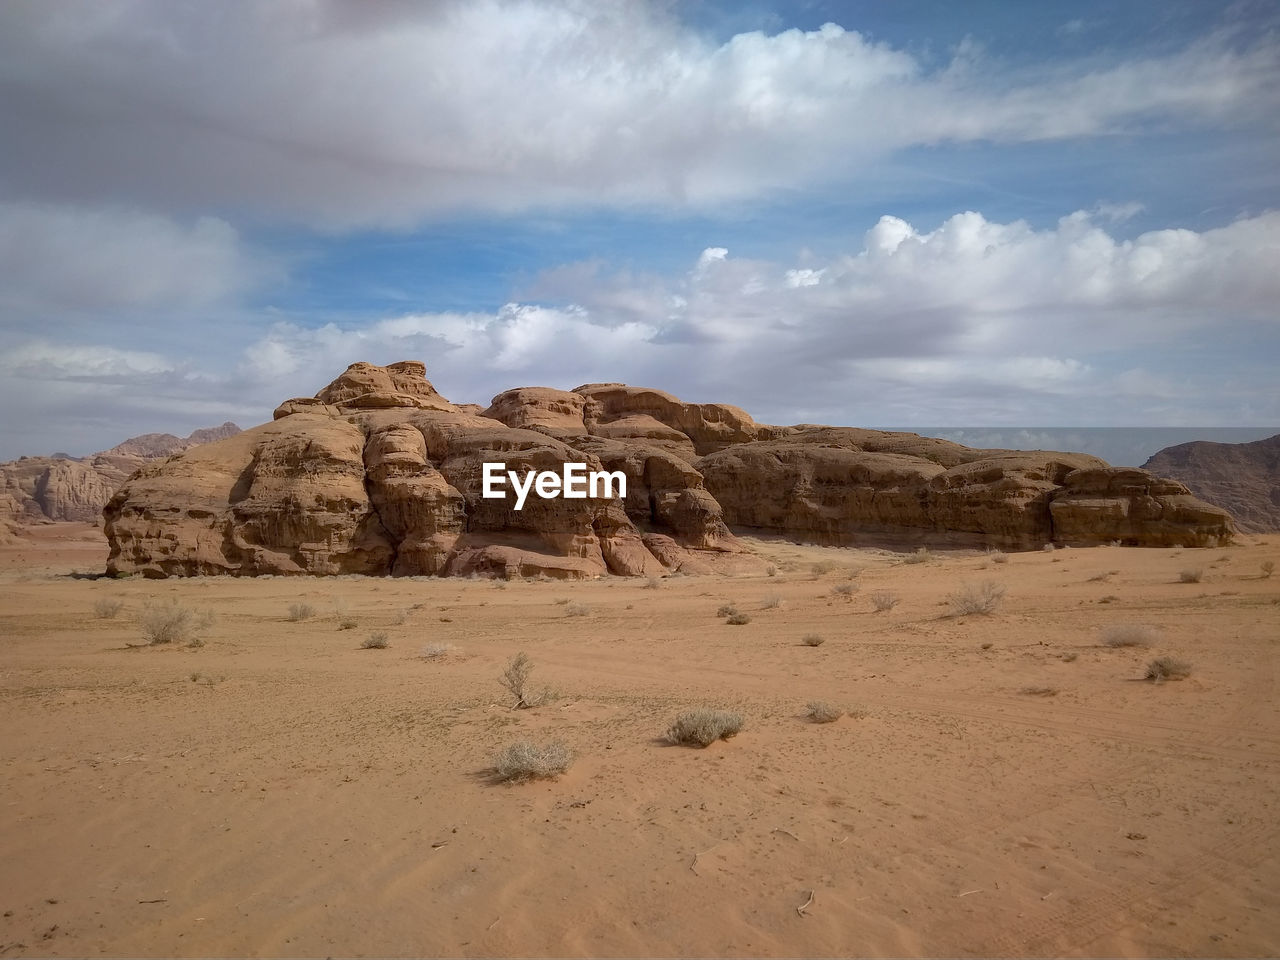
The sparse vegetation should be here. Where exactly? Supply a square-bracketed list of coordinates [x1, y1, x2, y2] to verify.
[139, 602, 211, 646]
[902, 547, 932, 564]
[801, 633, 824, 647]
[810, 560, 837, 577]
[870, 591, 899, 612]
[564, 601, 591, 617]
[1262, 560, 1275, 579]
[1087, 572, 1111, 583]
[499, 651, 552, 708]
[989, 550, 1009, 564]
[492, 740, 573, 782]
[832, 583, 857, 597]
[1144, 656, 1192, 682]
[1179, 568, 1204, 583]
[1043, 543, 1056, 552]
[666, 709, 744, 747]
[766, 565, 778, 577]
[1101, 623, 1161, 648]
[338, 616, 358, 630]
[805, 701, 841, 723]
[644, 577, 661, 589]
[1060, 651, 1079, 662]
[947, 580, 1006, 616]
[287, 602, 316, 622]
[1020, 685, 1058, 696]
[761, 595, 782, 609]
[716, 603, 740, 618]
[93, 598, 124, 619]
[726, 611, 752, 625]
[419, 642, 455, 659]
[361, 631, 389, 649]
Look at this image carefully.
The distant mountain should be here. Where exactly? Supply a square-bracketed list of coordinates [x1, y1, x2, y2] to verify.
[0, 423, 242, 526]
[1143, 434, 1280, 533]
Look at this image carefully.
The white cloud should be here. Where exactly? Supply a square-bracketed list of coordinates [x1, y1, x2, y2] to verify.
[0, 1, 1275, 228]
[3, 205, 1278, 458]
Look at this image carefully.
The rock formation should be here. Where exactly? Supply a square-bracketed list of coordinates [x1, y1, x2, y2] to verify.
[1, 422, 241, 525]
[103, 362, 1234, 579]
[1143, 434, 1280, 533]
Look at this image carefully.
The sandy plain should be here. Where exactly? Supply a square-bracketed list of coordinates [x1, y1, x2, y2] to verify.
[1, 524, 1278, 957]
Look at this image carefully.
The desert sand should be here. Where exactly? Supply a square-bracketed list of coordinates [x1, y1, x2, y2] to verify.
[1, 525, 1278, 957]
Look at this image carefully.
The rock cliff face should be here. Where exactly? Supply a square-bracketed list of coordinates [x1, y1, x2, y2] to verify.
[1143, 434, 1280, 533]
[103, 362, 1234, 579]
[1, 423, 241, 525]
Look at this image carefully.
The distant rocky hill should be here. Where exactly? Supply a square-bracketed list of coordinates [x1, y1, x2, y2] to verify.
[0, 422, 241, 526]
[1143, 434, 1280, 533]
[101, 361, 1233, 580]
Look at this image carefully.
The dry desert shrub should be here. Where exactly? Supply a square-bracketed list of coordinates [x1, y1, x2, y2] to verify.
[1144, 656, 1192, 682]
[666, 709, 744, 747]
[1020, 685, 1059, 696]
[287, 602, 315, 622]
[338, 616, 358, 630]
[726, 611, 752, 625]
[492, 740, 572, 782]
[93, 598, 124, 619]
[139, 603, 212, 646]
[761, 594, 783, 609]
[810, 560, 837, 577]
[805, 701, 842, 723]
[766, 565, 778, 577]
[1179, 568, 1204, 583]
[361, 631, 389, 649]
[831, 583, 857, 597]
[644, 577, 662, 589]
[947, 580, 1006, 616]
[901, 547, 933, 564]
[716, 603, 740, 618]
[801, 633, 825, 647]
[1060, 651, 1079, 662]
[419, 642, 455, 659]
[564, 602, 591, 618]
[1043, 543, 1056, 552]
[1101, 623, 1161, 648]
[988, 550, 1009, 564]
[1262, 560, 1275, 578]
[499, 652, 553, 708]
[870, 591, 899, 612]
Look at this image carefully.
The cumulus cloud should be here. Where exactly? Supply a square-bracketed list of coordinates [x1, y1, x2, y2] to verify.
[3, 205, 1277, 458]
[0, 0, 1275, 227]
[229, 207, 1280, 425]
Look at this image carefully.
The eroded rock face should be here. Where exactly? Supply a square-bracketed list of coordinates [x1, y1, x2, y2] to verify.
[0, 424, 242, 525]
[103, 361, 1235, 578]
[1142, 434, 1280, 534]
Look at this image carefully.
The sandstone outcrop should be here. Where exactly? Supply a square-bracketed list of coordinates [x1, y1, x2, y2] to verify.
[103, 362, 1234, 579]
[1, 423, 241, 526]
[1143, 434, 1280, 533]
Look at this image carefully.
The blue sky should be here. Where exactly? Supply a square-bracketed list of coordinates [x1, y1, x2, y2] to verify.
[0, 0, 1277, 459]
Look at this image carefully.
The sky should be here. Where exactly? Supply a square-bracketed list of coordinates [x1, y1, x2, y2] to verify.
[0, 0, 1278, 460]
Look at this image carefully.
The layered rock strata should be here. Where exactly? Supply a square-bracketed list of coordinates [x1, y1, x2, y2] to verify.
[103, 362, 1234, 578]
